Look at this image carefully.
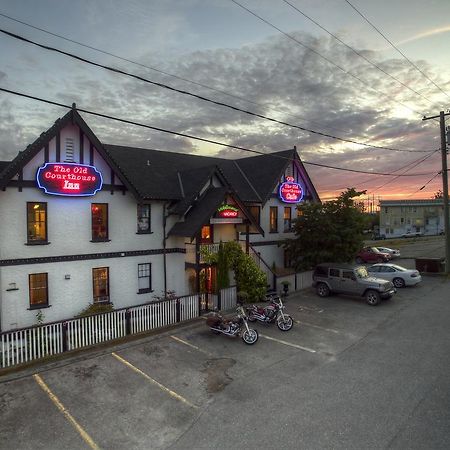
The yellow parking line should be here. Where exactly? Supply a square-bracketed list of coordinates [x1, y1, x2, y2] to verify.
[260, 334, 317, 353]
[33, 374, 100, 450]
[111, 352, 198, 409]
[170, 335, 213, 356]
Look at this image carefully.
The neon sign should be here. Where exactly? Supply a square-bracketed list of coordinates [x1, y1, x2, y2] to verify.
[279, 176, 303, 203]
[36, 163, 103, 196]
[217, 204, 239, 218]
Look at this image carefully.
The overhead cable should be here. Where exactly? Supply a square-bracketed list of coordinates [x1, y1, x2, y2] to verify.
[0, 28, 436, 153]
[343, 0, 450, 101]
[0, 86, 438, 177]
[0, 10, 368, 138]
[229, 0, 433, 120]
[281, 0, 437, 105]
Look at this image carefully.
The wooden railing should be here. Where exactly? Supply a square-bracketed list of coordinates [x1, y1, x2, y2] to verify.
[0, 287, 237, 369]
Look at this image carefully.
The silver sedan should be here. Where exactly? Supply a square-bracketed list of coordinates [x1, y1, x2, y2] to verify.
[375, 246, 401, 258]
[367, 263, 421, 288]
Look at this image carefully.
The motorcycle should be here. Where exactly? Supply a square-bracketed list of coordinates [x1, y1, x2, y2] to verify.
[246, 294, 294, 331]
[206, 305, 259, 345]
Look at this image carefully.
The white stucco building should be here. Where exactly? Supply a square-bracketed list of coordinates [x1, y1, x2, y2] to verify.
[0, 107, 319, 331]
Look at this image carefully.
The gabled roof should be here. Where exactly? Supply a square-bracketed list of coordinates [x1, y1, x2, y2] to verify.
[1, 108, 319, 210]
[168, 186, 264, 239]
[168, 187, 228, 238]
[170, 165, 224, 216]
[236, 148, 320, 203]
[0, 108, 136, 195]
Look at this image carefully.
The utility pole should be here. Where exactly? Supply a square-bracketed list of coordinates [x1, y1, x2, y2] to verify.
[423, 111, 450, 273]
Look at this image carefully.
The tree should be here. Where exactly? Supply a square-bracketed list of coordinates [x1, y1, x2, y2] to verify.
[283, 188, 367, 271]
[222, 241, 267, 301]
[216, 241, 230, 290]
[433, 189, 443, 199]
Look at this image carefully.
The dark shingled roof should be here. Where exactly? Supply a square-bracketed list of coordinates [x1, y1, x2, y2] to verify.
[103, 145, 299, 204]
[0, 161, 11, 177]
[168, 187, 228, 238]
[1, 108, 318, 217]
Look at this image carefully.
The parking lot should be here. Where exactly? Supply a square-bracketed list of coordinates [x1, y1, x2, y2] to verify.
[2, 272, 449, 450]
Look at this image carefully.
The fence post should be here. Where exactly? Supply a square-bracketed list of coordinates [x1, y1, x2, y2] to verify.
[198, 294, 202, 316]
[217, 289, 222, 310]
[125, 309, 131, 335]
[176, 299, 181, 322]
[62, 322, 68, 352]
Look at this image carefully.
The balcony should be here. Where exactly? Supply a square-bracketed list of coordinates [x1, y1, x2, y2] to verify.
[185, 242, 246, 265]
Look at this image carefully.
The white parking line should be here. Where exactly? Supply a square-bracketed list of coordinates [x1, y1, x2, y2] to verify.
[294, 320, 341, 334]
[298, 306, 324, 313]
[170, 335, 214, 356]
[111, 352, 198, 409]
[260, 334, 316, 353]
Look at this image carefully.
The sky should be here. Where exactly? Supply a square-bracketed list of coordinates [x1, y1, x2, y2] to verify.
[0, 0, 449, 204]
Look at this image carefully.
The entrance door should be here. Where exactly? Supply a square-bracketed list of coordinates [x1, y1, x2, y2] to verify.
[199, 267, 217, 311]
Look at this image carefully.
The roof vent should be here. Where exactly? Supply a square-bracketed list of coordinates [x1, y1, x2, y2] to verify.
[64, 137, 75, 162]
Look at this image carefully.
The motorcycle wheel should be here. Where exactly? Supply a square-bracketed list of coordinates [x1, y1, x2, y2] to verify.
[247, 314, 256, 322]
[242, 329, 258, 345]
[277, 315, 293, 331]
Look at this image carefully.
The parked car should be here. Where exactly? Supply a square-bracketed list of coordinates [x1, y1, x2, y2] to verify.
[355, 247, 391, 264]
[375, 246, 401, 258]
[367, 263, 422, 288]
[402, 231, 424, 238]
[312, 263, 396, 306]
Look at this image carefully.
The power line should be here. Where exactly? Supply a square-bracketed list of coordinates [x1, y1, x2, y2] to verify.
[370, 151, 438, 191]
[281, 0, 437, 105]
[324, 150, 439, 191]
[407, 171, 442, 197]
[305, 159, 434, 176]
[229, 0, 434, 120]
[0, 86, 438, 178]
[0, 10, 367, 139]
[0, 28, 435, 154]
[343, 0, 450, 101]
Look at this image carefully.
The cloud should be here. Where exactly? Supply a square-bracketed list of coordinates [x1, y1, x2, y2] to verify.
[397, 25, 450, 46]
[0, 29, 447, 199]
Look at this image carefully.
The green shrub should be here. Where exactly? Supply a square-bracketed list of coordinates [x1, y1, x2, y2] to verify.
[76, 302, 114, 318]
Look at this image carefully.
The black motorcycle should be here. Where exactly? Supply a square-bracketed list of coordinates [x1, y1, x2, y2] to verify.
[206, 305, 259, 345]
[246, 294, 294, 331]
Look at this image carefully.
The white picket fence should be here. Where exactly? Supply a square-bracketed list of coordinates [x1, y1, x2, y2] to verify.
[0, 287, 237, 369]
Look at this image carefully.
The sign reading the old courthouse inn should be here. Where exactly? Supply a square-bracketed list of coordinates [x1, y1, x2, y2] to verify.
[36, 163, 103, 196]
[278, 176, 303, 203]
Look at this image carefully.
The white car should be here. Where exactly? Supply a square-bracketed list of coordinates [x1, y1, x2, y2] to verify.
[375, 246, 401, 258]
[367, 263, 421, 288]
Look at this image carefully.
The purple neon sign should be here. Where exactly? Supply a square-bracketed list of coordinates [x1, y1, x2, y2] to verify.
[279, 176, 303, 203]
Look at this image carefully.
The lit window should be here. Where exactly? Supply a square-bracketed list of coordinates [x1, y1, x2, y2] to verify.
[91, 203, 108, 241]
[137, 204, 151, 233]
[248, 206, 260, 225]
[138, 263, 152, 293]
[284, 207, 292, 232]
[29, 273, 48, 308]
[201, 225, 212, 242]
[27, 202, 47, 243]
[269, 207, 278, 233]
[93, 267, 109, 303]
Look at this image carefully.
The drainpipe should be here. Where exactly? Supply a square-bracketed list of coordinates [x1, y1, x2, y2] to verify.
[163, 203, 167, 294]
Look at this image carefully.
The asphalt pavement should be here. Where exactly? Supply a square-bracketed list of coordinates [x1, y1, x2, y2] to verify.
[1, 274, 449, 450]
